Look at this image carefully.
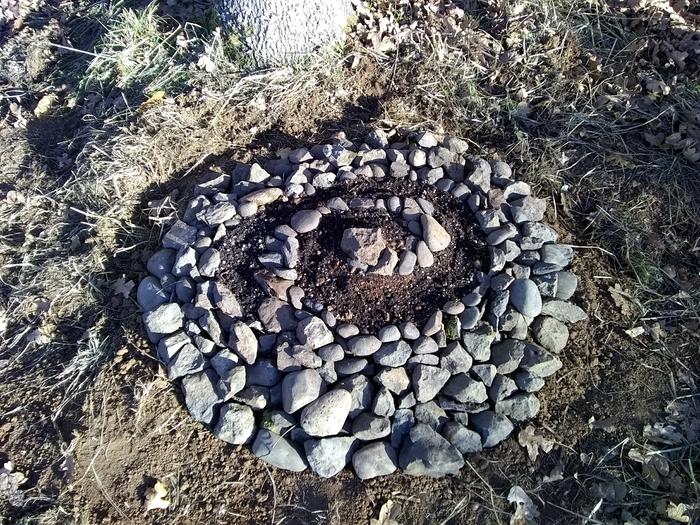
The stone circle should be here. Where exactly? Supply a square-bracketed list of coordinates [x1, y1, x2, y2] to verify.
[139, 130, 587, 479]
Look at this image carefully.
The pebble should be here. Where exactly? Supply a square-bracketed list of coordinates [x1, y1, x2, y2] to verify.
[470, 411, 514, 448]
[352, 442, 398, 480]
[304, 436, 357, 478]
[519, 344, 563, 377]
[198, 248, 220, 277]
[471, 364, 496, 387]
[414, 401, 448, 430]
[238, 201, 258, 217]
[167, 343, 206, 379]
[489, 375, 518, 402]
[412, 336, 439, 355]
[229, 321, 258, 365]
[335, 358, 369, 376]
[378, 325, 401, 343]
[540, 244, 574, 267]
[490, 340, 526, 374]
[300, 389, 352, 437]
[290, 209, 322, 233]
[399, 321, 421, 340]
[346, 335, 382, 357]
[533, 316, 569, 352]
[336, 323, 360, 338]
[415, 240, 434, 268]
[442, 300, 465, 315]
[459, 307, 481, 330]
[282, 369, 323, 413]
[412, 365, 451, 403]
[420, 215, 451, 252]
[509, 278, 543, 317]
[521, 222, 559, 243]
[163, 220, 198, 250]
[318, 343, 344, 361]
[341, 227, 386, 266]
[366, 129, 389, 149]
[213, 403, 255, 444]
[510, 196, 547, 224]
[532, 273, 557, 297]
[486, 223, 518, 245]
[258, 298, 296, 332]
[416, 131, 438, 148]
[397, 250, 417, 275]
[399, 423, 464, 477]
[251, 429, 307, 472]
[461, 324, 496, 361]
[172, 247, 197, 278]
[408, 149, 427, 167]
[513, 371, 545, 392]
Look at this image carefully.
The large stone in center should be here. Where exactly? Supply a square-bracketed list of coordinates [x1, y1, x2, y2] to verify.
[341, 227, 387, 267]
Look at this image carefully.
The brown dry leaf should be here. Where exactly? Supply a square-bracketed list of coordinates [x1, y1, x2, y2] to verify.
[144, 480, 170, 511]
[370, 499, 401, 525]
[608, 284, 634, 317]
[34, 94, 57, 117]
[518, 426, 554, 461]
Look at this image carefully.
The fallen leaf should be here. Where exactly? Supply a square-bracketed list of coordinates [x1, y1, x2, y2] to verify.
[624, 326, 645, 338]
[608, 284, 635, 317]
[370, 499, 401, 525]
[508, 486, 540, 525]
[144, 480, 170, 511]
[666, 501, 690, 523]
[34, 94, 57, 117]
[112, 278, 135, 298]
[518, 426, 554, 461]
[140, 90, 166, 111]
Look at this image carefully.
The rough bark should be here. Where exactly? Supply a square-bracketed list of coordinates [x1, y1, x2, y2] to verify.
[213, 0, 353, 67]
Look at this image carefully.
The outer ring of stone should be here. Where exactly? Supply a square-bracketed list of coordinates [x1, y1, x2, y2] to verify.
[138, 130, 587, 479]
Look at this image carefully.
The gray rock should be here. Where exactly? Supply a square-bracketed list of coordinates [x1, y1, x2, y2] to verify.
[147, 249, 176, 279]
[209, 282, 242, 318]
[246, 359, 280, 386]
[346, 335, 382, 356]
[390, 161, 410, 178]
[443, 136, 468, 154]
[519, 344, 563, 377]
[510, 197, 547, 224]
[443, 300, 465, 315]
[318, 343, 344, 361]
[486, 223, 518, 246]
[143, 303, 183, 342]
[378, 325, 401, 343]
[341, 227, 386, 266]
[390, 408, 415, 449]
[541, 244, 573, 267]
[399, 423, 464, 477]
[213, 403, 255, 444]
[415, 240, 434, 268]
[422, 310, 443, 337]
[412, 365, 451, 403]
[414, 401, 448, 430]
[300, 389, 352, 437]
[366, 129, 389, 149]
[198, 248, 220, 277]
[336, 323, 359, 339]
[461, 324, 496, 361]
[470, 411, 514, 448]
[137, 276, 169, 311]
[172, 247, 197, 278]
[233, 385, 269, 410]
[175, 278, 196, 303]
[490, 340, 525, 374]
[290, 209, 322, 233]
[296, 316, 334, 350]
[439, 342, 473, 375]
[513, 371, 545, 392]
[416, 131, 438, 148]
[490, 290, 510, 319]
[466, 157, 491, 194]
[162, 220, 197, 250]
[375, 367, 410, 396]
[318, 361, 337, 384]
[533, 316, 569, 352]
[251, 429, 307, 472]
[368, 248, 399, 276]
[181, 369, 222, 425]
[372, 387, 396, 417]
[167, 343, 206, 379]
[337, 374, 375, 418]
[495, 393, 540, 422]
[374, 340, 412, 367]
[540, 300, 588, 323]
[157, 331, 191, 363]
[352, 442, 398, 480]
[352, 413, 391, 440]
[408, 149, 427, 167]
[229, 321, 258, 365]
[258, 298, 296, 332]
[304, 436, 357, 478]
[532, 273, 558, 298]
[197, 202, 237, 226]
[412, 336, 439, 355]
[420, 215, 451, 253]
[428, 146, 451, 169]
[282, 237, 300, 268]
[471, 363, 496, 387]
[399, 321, 421, 340]
[335, 357, 368, 376]
[459, 307, 481, 330]
[491, 273, 515, 292]
[282, 369, 323, 413]
[261, 409, 295, 434]
[443, 374, 488, 404]
[521, 222, 559, 243]
[509, 278, 543, 317]
[442, 421, 482, 454]
[488, 375, 518, 402]
[555, 271, 578, 300]
[502, 180, 530, 200]
[397, 250, 417, 275]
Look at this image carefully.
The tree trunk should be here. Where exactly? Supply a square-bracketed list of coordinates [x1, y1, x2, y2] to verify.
[213, 0, 353, 67]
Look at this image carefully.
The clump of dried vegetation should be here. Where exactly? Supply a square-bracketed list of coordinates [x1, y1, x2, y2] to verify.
[0, 0, 698, 523]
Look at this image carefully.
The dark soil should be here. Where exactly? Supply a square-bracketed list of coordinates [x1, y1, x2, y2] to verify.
[218, 178, 488, 331]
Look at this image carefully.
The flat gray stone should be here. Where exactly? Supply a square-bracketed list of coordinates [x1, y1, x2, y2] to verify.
[337, 374, 375, 418]
[399, 423, 464, 477]
[162, 220, 197, 250]
[137, 276, 169, 311]
[414, 401, 448, 430]
[510, 196, 547, 224]
[513, 371, 545, 392]
[229, 321, 258, 365]
[209, 282, 243, 318]
[372, 387, 396, 417]
[541, 300, 588, 323]
[490, 340, 525, 374]
[374, 340, 412, 367]
[420, 214, 451, 252]
[198, 248, 220, 277]
[378, 325, 401, 343]
[335, 357, 368, 376]
[346, 335, 382, 357]
[258, 298, 296, 332]
[213, 403, 255, 444]
[352, 442, 398, 480]
[470, 410, 514, 448]
[495, 393, 540, 423]
[318, 343, 344, 361]
[415, 240, 434, 268]
[541, 244, 573, 267]
[304, 436, 357, 478]
[341, 227, 386, 266]
[143, 303, 183, 342]
[251, 429, 307, 472]
[519, 344, 563, 377]
[439, 342, 473, 375]
[461, 324, 495, 361]
[533, 316, 569, 352]
[290, 209, 322, 233]
[352, 413, 391, 440]
[300, 389, 352, 437]
[296, 316, 334, 349]
[375, 367, 411, 396]
[556, 271, 578, 300]
[489, 374, 518, 402]
[521, 222, 559, 243]
[397, 250, 417, 275]
[443, 374, 488, 404]
[412, 336, 439, 355]
[167, 343, 206, 379]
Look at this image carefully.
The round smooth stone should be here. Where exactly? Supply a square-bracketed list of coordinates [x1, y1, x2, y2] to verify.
[509, 279, 543, 318]
[442, 300, 465, 315]
[290, 209, 322, 233]
[378, 325, 402, 343]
